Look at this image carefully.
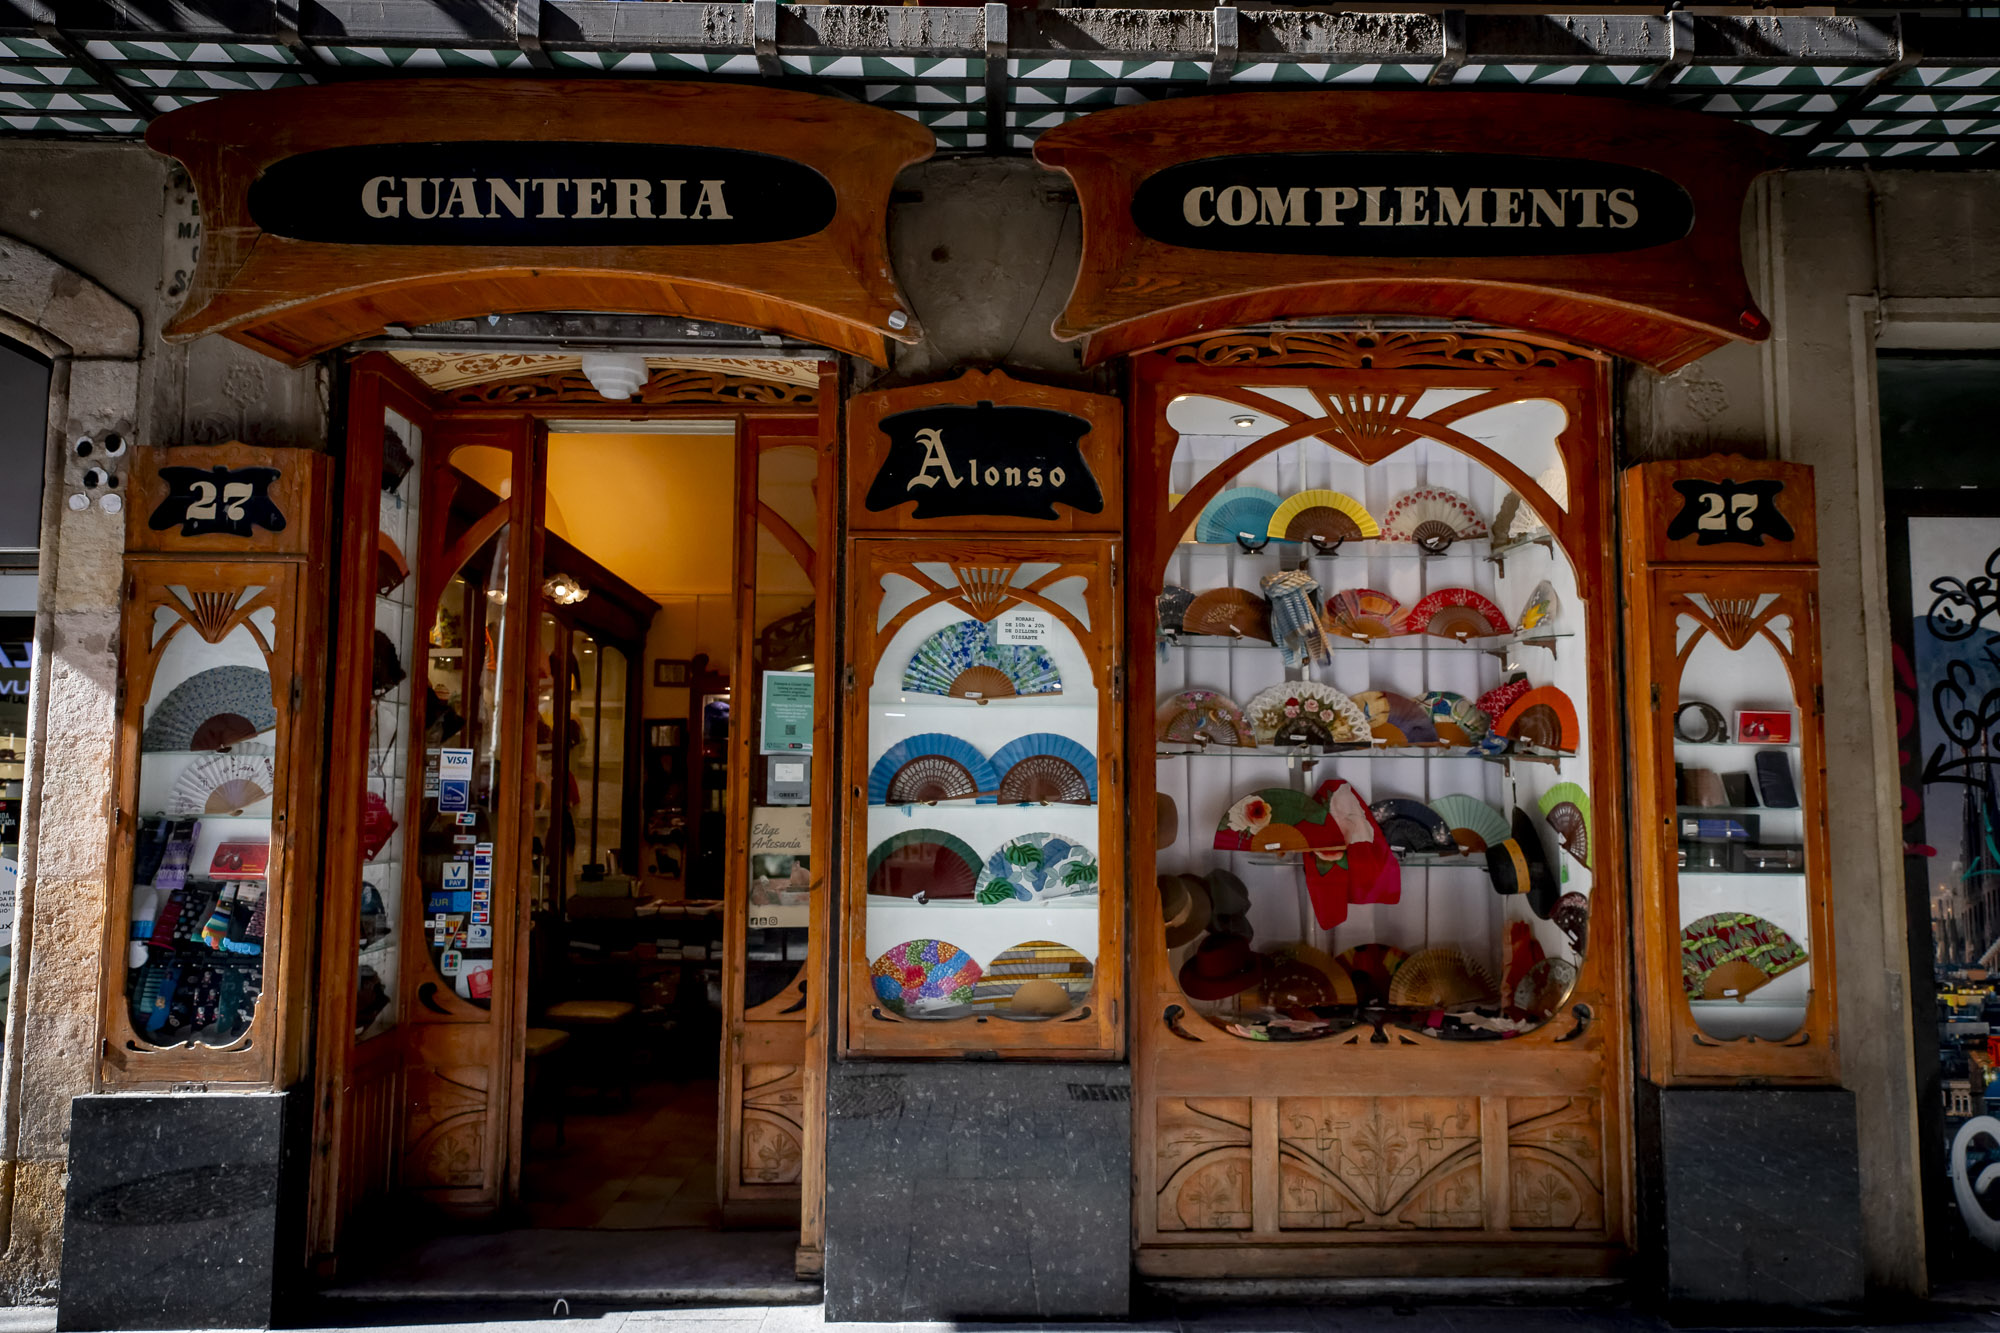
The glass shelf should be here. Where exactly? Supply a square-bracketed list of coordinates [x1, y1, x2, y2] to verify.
[1676, 805, 1803, 816]
[1674, 739, 1801, 750]
[1177, 535, 1496, 560]
[1157, 743, 1571, 765]
[1243, 850, 1488, 870]
[1676, 869, 1807, 879]
[1162, 630, 1570, 655]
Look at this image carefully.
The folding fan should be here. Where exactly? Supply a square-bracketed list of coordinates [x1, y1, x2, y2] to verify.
[376, 534, 410, 598]
[1476, 678, 1532, 721]
[1501, 919, 1547, 1003]
[1381, 487, 1489, 554]
[1405, 588, 1511, 641]
[1369, 798, 1456, 855]
[870, 938, 982, 1016]
[1495, 685, 1581, 753]
[1266, 489, 1378, 552]
[866, 829, 984, 900]
[1431, 794, 1510, 854]
[1514, 957, 1577, 1019]
[1324, 588, 1407, 640]
[1194, 487, 1285, 547]
[975, 833, 1100, 903]
[990, 733, 1099, 803]
[1157, 584, 1195, 636]
[1388, 948, 1497, 1010]
[1336, 943, 1409, 1003]
[866, 734, 999, 805]
[1242, 683, 1370, 747]
[902, 619, 1062, 701]
[1494, 491, 1548, 543]
[971, 940, 1093, 1012]
[1214, 785, 1341, 853]
[1260, 943, 1360, 1007]
[1680, 912, 1808, 1003]
[1182, 587, 1272, 640]
[168, 753, 274, 817]
[1420, 691, 1492, 747]
[1156, 689, 1254, 748]
[142, 666, 276, 752]
[1554, 891, 1592, 956]
[1517, 579, 1564, 638]
[1352, 690, 1440, 747]
[1538, 781, 1593, 869]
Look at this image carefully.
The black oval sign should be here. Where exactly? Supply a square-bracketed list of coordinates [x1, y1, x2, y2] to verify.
[1131, 152, 1694, 257]
[248, 141, 837, 246]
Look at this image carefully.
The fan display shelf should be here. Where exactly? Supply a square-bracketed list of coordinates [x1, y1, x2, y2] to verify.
[1161, 630, 1572, 655]
[1175, 536, 1495, 560]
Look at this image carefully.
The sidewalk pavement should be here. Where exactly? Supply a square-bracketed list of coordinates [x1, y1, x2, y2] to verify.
[5, 1303, 1999, 1333]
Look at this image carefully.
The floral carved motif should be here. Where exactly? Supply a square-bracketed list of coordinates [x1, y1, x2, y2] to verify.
[444, 366, 818, 408]
[1154, 329, 1593, 371]
[1156, 1098, 1252, 1231]
[1276, 1096, 1482, 1230]
[740, 1063, 805, 1187]
[1507, 1096, 1605, 1231]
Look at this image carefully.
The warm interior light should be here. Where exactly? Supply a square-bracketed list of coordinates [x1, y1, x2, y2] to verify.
[1232, 415, 1258, 429]
[543, 573, 590, 606]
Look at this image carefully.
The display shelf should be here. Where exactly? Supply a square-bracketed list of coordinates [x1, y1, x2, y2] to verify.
[1156, 743, 1571, 765]
[1675, 869, 1808, 880]
[1162, 630, 1571, 654]
[868, 696, 1099, 712]
[1674, 739, 1801, 750]
[1243, 850, 1490, 869]
[1675, 805, 1804, 816]
[1176, 536, 1495, 560]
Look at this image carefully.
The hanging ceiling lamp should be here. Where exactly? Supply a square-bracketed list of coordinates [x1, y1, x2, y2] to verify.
[544, 573, 590, 606]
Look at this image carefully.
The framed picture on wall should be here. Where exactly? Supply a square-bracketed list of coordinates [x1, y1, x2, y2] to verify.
[654, 658, 690, 688]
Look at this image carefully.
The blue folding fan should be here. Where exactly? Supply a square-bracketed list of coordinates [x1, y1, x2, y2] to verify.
[1193, 488, 1285, 547]
[866, 733, 1000, 806]
[989, 733, 1099, 804]
[901, 619, 1062, 700]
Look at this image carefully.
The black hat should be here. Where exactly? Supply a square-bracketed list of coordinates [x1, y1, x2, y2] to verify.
[1486, 807, 1560, 920]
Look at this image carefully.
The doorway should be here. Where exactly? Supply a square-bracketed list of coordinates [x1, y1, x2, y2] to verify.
[308, 353, 834, 1292]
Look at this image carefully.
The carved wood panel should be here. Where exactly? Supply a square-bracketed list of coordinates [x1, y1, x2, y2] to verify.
[1156, 1098, 1252, 1232]
[1153, 329, 1594, 373]
[740, 1063, 805, 1187]
[403, 1062, 490, 1192]
[442, 365, 818, 409]
[1278, 1097, 1482, 1230]
[1506, 1097, 1605, 1231]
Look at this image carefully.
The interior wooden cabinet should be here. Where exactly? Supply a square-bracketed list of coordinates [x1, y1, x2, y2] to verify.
[1127, 334, 1630, 1276]
[841, 536, 1125, 1058]
[1621, 457, 1838, 1085]
[102, 444, 329, 1089]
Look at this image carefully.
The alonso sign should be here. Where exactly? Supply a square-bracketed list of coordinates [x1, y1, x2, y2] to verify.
[1132, 153, 1694, 257]
[248, 142, 836, 246]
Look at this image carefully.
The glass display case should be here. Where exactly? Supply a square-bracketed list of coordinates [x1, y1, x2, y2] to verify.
[105, 442, 327, 1086]
[1623, 457, 1838, 1083]
[843, 538, 1123, 1056]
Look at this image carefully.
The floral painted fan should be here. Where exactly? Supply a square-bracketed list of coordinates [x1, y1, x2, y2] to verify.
[1681, 912, 1808, 1003]
[169, 753, 274, 817]
[1381, 487, 1489, 554]
[1324, 588, 1407, 640]
[1537, 781, 1592, 869]
[866, 734, 999, 805]
[990, 733, 1099, 804]
[1156, 689, 1254, 748]
[870, 938, 982, 1016]
[1215, 786, 1343, 854]
[1242, 682, 1370, 747]
[1352, 690, 1441, 746]
[866, 829, 984, 900]
[1266, 490, 1378, 553]
[1517, 579, 1564, 640]
[976, 833, 1100, 903]
[902, 619, 1061, 702]
[1405, 588, 1510, 642]
[1420, 691, 1492, 747]
[1194, 487, 1285, 549]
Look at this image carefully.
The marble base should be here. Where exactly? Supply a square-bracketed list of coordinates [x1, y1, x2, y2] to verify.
[1648, 1084, 1864, 1308]
[823, 1061, 1131, 1321]
[58, 1092, 291, 1331]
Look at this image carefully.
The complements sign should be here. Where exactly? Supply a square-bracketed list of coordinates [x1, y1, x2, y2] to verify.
[1034, 92, 1779, 370]
[865, 402, 1103, 522]
[249, 142, 837, 247]
[847, 369, 1122, 534]
[1132, 153, 1694, 257]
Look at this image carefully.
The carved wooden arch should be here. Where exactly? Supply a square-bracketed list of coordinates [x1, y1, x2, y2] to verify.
[441, 365, 819, 410]
[876, 560, 1096, 661]
[145, 80, 933, 367]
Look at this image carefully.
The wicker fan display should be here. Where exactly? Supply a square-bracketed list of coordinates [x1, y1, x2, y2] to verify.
[1183, 587, 1273, 640]
[1538, 781, 1593, 869]
[1420, 691, 1492, 747]
[991, 733, 1099, 804]
[1495, 685, 1581, 753]
[866, 734, 999, 805]
[1194, 487, 1285, 549]
[901, 619, 1062, 702]
[142, 666, 276, 753]
[1387, 947, 1498, 1010]
[1405, 588, 1511, 642]
[1156, 689, 1254, 748]
[1680, 912, 1809, 1003]
[1430, 794, 1510, 854]
[1353, 690, 1440, 747]
[1266, 489, 1379, 553]
[1214, 785, 1342, 853]
[1157, 585, 1196, 636]
[1517, 579, 1563, 639]
[1324, 588, 1408, 640]
[1242, 683, 1371, 747]
[1381, 487, 1489, 554]
[168, 753, 275, 817]
[866, 829, 984, 901]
